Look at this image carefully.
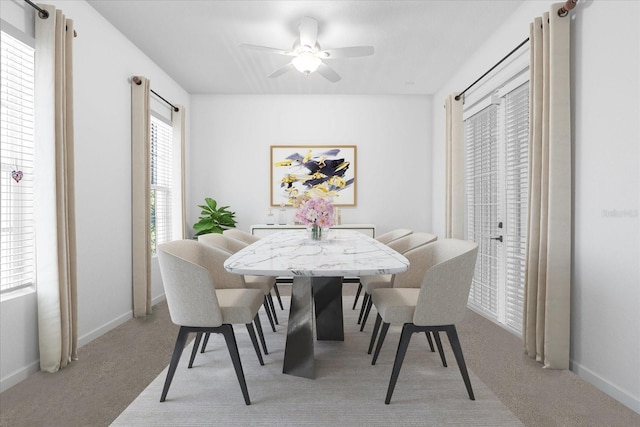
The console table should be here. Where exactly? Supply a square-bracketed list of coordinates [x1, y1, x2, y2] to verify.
[250, 223, 376, 238]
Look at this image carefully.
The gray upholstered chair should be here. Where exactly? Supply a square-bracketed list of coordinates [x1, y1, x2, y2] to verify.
[368, 239, 479, 404]
[157, 239, 266, 405]
[223, 228, 284, 310]
[358, 232, 437, 330]
[199, 233, 279, 332]
[352, 228, 413, 310]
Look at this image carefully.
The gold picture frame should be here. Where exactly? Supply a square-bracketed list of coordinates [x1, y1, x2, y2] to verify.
[270, 145, 357, 206]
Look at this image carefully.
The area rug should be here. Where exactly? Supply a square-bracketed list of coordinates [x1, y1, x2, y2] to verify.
[112, 297, 522, 426]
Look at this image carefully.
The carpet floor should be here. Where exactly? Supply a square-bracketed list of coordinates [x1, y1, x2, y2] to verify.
[2, 283, 639, 426]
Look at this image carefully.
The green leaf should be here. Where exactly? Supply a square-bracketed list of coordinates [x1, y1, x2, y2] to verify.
[205, 198, 217, 211]
[193, 197, 237, 236]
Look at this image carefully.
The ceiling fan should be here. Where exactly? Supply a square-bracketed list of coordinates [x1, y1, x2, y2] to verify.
[240, 16, 374, 83]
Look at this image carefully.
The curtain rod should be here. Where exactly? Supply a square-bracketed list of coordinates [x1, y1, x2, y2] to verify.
[132, 76, 179, 112]
[454, 0, 578, 102]
[24, 0, 48, 19]
[24, 0, 78, 37]
[454, 37, 529, 101]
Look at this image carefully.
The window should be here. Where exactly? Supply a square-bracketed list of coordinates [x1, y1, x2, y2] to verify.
[464, 72, 529, 334]
[150, 114, 173, 255]
[1, 30, 35, 294]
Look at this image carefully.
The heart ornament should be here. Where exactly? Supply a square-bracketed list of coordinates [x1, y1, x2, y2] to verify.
[11, 170, 23, 183]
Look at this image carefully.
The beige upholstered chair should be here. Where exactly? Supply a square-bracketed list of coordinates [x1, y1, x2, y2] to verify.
[374, 228, 413, 245]
[352, 228, 413, 310]
[223, 229, 284, 310]
[368, 239, 479, 404]
[199, 233, 279, 333]
[358, 232, 437, 330]
[157, 239, 266, 405]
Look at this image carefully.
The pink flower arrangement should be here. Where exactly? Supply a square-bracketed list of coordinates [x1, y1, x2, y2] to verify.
[295, 197, 336, 228]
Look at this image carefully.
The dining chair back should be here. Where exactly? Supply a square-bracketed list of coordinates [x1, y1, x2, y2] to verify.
[374, 228, 413, 245]
[357, 232, 438, 330]
[157, 239, 266, 405]
[199, 233, 280, 333]
[223, 229, 285, 311]
[224, 228, 260, 244]
[368, 238, 479, 404]
[200, 232, 247, 254]
[386, 232, 437, 255]
[352, 228, 414, 309]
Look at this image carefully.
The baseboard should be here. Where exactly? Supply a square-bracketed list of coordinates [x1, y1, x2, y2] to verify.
[78, 310, 133, 347]
[1, 294, 168, 393]
[570, 360, 640, 414]
[78, 294, 166, 347]
[0, 360, 40, 393]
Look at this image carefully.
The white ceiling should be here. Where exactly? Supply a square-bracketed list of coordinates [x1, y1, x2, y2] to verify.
[86, 0, 524, 95]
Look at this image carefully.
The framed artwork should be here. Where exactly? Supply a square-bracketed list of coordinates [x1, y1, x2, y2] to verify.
[270, 145, 357, 206]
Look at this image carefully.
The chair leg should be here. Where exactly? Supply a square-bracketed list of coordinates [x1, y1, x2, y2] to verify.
[425, 331, 435, 352]
[357, 292, 369, 324]
[445, 325, 474, 400]
[263, 297, 276, 332]
[245, 322, 264, 366]
[432, 331, 447, 367]
[368, 313, 382, 354]
[188, 332, 203, 368]
[267, 294, 278, 325]
[254, 314, 268, 355]
[360, 296, 373, 331]
[200, 332, 211, 354]
[385, 324, 414, 404]
[352, 282, 362, 309]
[372, 322, 390, 365]
[221, 325, 251, 405]
[273, 283, 284, 310]
[160, 326, 190, 402]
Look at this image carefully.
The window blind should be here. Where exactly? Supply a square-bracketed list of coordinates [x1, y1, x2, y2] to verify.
[465, 104, 499, 317]
[150, 115, 173, 254]
[0, 31, 35, 293]
[503, 82, 529, 331]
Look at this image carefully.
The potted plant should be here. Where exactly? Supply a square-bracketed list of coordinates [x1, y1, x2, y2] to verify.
[193, 197, 237, 236]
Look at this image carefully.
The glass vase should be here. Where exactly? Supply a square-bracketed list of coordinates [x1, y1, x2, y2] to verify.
[308, 223, 326, 241]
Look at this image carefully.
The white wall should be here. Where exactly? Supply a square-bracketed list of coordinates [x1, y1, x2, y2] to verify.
[189, 95, 432, 237]
[431, 0, 640, 413]
[0, 0, 190, 392]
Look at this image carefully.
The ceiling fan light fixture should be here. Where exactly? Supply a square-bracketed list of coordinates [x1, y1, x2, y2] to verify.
[292, 52, 322, 75]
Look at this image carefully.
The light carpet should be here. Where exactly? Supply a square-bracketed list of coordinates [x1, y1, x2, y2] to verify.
[112, 297, 523, 426]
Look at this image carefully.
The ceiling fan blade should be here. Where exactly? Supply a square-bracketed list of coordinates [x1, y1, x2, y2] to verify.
[316, 63, 341, 83]
[299, 16, 318, 49]
[240, 43, 296, 56]
[268, 63, 295, 79]
[318, 46, 375, 59]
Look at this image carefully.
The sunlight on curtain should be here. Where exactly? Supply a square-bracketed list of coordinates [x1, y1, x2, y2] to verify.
[34, 5, 77, 372]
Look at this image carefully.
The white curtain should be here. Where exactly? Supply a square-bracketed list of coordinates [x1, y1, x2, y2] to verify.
[523, 3, 572, 369]
[445, 93, 464, 239]
[131, 76, 152, 317]
[34, 5, 78, 372]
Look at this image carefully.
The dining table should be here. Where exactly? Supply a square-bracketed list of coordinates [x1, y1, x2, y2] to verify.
[224, 229, 409, 379]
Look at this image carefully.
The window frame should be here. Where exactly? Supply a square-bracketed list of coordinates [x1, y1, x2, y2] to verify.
[149, 111, 174, 256]
[0, 25, 36, 296]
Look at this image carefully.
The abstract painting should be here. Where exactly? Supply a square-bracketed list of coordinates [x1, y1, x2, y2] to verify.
[270, 145, 356, 206]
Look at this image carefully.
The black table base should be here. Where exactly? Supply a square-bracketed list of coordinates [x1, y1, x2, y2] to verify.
[282, 276, 344, 379]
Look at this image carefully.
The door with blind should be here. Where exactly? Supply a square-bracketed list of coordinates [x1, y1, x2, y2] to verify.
[464, 77, 529, 334]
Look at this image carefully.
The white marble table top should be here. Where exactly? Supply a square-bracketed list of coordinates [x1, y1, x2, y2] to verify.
[224, 230, 409, 277]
